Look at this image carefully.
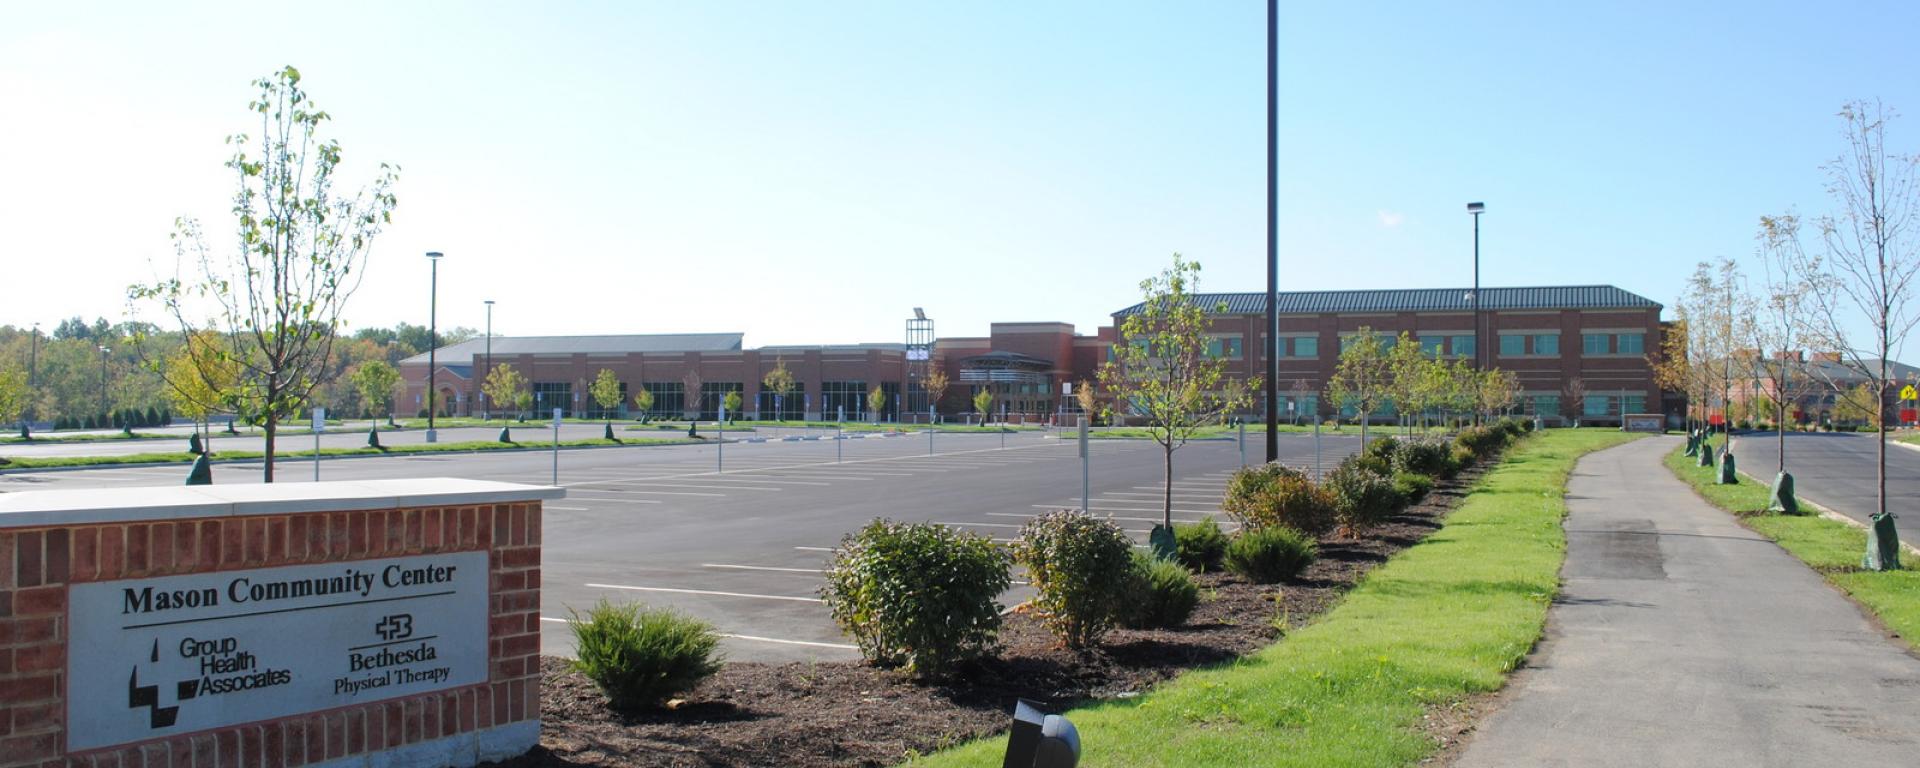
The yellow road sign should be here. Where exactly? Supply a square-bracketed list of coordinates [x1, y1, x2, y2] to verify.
[1903, 385, 1917, 401]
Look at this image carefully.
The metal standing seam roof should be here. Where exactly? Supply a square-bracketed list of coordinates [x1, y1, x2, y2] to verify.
[1113, 285, 1662, 317]
[402, 333, 745, 366]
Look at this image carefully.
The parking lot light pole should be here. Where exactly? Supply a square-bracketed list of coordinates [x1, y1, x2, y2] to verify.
[1467, 203, 1485, 371]
[98, 345, 110, 421]
[483, 299, 494, 420]
[1263, 0, 1279, 463]
[27, 322, 40, 431]
[426, 251, 444, 443]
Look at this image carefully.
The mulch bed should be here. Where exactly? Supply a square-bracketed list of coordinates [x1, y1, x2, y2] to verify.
[493, 465, 1487, 768]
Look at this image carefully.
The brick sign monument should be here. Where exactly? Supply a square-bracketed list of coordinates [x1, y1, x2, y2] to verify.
[0, 478, 561, 768]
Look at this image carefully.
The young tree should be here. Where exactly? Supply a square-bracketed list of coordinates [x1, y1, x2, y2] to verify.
[1288, 377, 1312, 425]
[1386, 332, 1436, 435]
[682, 369, 704, 421]
[1777, 102, 1920, 533]
[482, 364, 529, 422]
[865, 385, 887, 422]
[1562, 376, 1589, 427]
[589, 369, 623, 424]
[1478, 368, 1522, 421]
[1649, 317, 1693, 430]
[1755, 215, 1820, 470]
[1325, 327, 1391, 448]
[924, 368, 950, 421]
[348, 360, 400, 423]
[762, 357, 794, 421]
[1834, 382, 1883, 428]
[1074, 378, 1098, 424]
[159, 331, 244, 440]
[972, 389, 994, 425]
[632, 387, 655, 421]
[1098, 255, 1257, 538]
[128, 66, 398, 481]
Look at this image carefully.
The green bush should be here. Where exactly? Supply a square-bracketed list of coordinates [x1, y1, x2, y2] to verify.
[821, 519, 1012, 678]
[1223, 463, 1337, 537]
[1456, 425, 1509, 457]
[1325, 460, 1405, 534]
[1392, 470, 1434, 503]
[1014, 509, 1138, 649]
[1123, 552, 1201, 629]
[1173, 517, 1231, 572]
[1362, 435, 1400, 462]
[1451, 444, 1478, 472]
[1392, 438, 1454, 477]
[1225, 527, 1318, 584]
[1348, 451, 1393, 477]
[567, 600, 723, 709]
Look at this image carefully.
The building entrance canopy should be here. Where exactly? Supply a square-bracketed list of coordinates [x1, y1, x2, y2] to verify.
[958, 351, 1053, 385]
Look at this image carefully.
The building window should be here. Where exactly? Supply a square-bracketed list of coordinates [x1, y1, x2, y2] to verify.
[585, 382, 628, 419]
[532, 382, 574, 417]
[1583, 394, 1611, 418]
[1451, 335, 1475, 357]
[757, 387, 803, 420]
[1534, 334, 1560, 356]
[1624, 395, 1646, 414]
[1499, 334, 1525, 357]
[822, 381, 867, 420]
[1207, 337, 1244, 360]
[1582, 333, 1610, 355]
[641, 382, 684, 418]
[1418, 335, 1445, 356]
[1534, 395, 1560, 417]
[700, 382, 742, 421]
[1292, 336, 1318, 358]
[1617, 333, 1645, 355]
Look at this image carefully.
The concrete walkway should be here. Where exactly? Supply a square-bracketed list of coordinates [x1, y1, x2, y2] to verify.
[1456, 436, 1920, 767]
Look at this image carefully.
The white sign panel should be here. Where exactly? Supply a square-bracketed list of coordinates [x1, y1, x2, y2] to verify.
[67, 551, 489, 751]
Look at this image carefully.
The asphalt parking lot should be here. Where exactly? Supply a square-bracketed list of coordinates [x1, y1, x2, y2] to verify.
[1729, 431, 1920, 528]
[0, 430, 1359, 663]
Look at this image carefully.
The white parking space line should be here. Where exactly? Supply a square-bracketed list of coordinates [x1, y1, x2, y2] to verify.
[547, 506, 590, 511]
[567, 497, 665, 505]
[586, 583, 823, 603]
[583, 489, 724, 497]
[701, 564, 822, 574]
[578, 482, 780, 492]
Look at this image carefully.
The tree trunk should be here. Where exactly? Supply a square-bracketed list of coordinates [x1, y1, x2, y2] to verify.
[1163, 444, 1174, 531]
[1777, 395, 1786, 474]
[263, 415, 277, 483]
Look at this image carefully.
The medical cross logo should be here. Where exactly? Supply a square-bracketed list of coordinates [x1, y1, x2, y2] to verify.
[375, 614, 414, 641]
[126, 639, 197, 729]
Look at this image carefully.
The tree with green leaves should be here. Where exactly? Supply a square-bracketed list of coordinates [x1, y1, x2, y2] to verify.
[590, 369, 623, 423]
[0, 367, 27, 437]
[866, 385, 887, 422]
[925, 368, 950, 421]
[762, 357, 795, 421]
[1386, 332, 1436, 435]
[723, 390, 742, 422]
[972, 389, 994, 425]
[128, 66, 397, 482]
[1098, 255, 1257, 539]
[1478, 368, 1522, 420]
[1326, 327, 1391, 449]
[632, 387, 655, 422]
[157, 330, 243, 441]
[483, 364, 529, 422]
[349, 360, 400, 423]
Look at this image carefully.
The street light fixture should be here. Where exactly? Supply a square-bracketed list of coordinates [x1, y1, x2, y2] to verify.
[482, 299, 495, 421]
[1466, 202, 1486, 372]
[426, 251, 444, 443]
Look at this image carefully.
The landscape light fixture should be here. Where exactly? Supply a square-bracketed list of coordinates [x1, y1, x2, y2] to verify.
[1466, 202, 1486, 371]
[426, 251, 444, 443]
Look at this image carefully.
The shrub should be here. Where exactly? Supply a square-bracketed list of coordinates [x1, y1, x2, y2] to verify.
[821, 519, 1012, 678]
[1392, 470, 1434, 503]
[1393, 438, 1454, 478]
[1362, 435, 1400, 462]
[1123, 552, 1201, 629]
[568, 600, 723, 709]
[1223, 463, 1337, 537]
[1455, 425, 1509, 457]
[1348, 451, 1393, 477]
[1225, 527, 1318, 584]
[1450, 444, 1478, 472]
[1173, 517, 1230, 572]
[1014, 509, 1138, 649]
[1325, 460, 1405, 534]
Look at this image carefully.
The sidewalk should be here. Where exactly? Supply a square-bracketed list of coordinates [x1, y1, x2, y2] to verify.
[1455, 436, 1920, 767]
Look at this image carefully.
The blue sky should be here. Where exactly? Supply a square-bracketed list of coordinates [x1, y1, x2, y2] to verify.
[3, 1, 1918, 352]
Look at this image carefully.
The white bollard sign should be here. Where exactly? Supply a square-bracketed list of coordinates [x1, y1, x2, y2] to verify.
[65, 551, 489, 751]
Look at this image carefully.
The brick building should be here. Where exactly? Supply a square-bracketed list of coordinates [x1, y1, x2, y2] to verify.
[399, 284, 1669, 425]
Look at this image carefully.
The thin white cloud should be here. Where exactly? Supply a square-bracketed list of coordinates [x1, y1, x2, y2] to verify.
[1377, 210, 1406, 229]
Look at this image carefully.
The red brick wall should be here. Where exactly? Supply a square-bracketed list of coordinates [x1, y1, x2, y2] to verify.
[0, 502, 543, 768]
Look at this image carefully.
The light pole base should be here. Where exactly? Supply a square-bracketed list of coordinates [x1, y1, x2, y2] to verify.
[425, 429, 438, 444]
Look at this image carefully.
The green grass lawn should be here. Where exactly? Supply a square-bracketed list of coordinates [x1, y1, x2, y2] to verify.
[1662, 445, 1919, 644]
[906, 428, 1641, 768]
[0, 436, 696, 471]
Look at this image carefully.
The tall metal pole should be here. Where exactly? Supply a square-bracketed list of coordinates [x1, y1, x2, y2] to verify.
[1262, 0, 1279, 463]
[483, 299, 494, 420]
[98, 345, 109, 421]
[26, 323, 39, 429]
[1472, 209, 1482, 371]
[426, 251, 443, 443]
